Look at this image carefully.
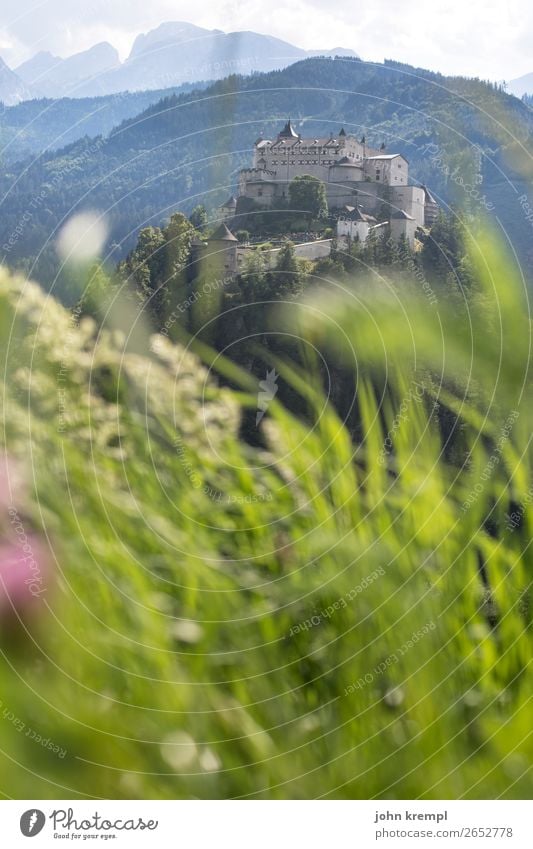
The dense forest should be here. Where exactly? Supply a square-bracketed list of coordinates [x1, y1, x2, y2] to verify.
[0, 80, 210, 163]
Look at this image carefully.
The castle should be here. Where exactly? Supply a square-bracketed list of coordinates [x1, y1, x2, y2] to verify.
[192, 120, 439, 277]
[235, 119, 436, 236]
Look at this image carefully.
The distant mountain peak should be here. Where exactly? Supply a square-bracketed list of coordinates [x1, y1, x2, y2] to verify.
[129, 21, 216, 59]
[15, 41, 119, 98]
[20, 49, 59, 64]
[507, 72, 533, 98]
[84, 42, 119, 59]
[0, 55, 35, 104]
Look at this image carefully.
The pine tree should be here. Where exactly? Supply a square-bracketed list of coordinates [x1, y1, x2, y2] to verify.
[269, 241, 303, 298]
[189, 205, 208, 231]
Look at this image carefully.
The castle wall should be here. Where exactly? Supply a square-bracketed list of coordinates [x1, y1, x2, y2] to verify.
[239, 180, 278, 205]
[236, 239, 333, 270]
[257, 147, 339, 179]
[389, 186, 425, 227]
[341, 182, 383, 214]
[328, 163, 364, 183]
[337, 219, 371, 242]
[325, 182, 363, 209]
[363, 156, 408, 186]
[193, 241, 238, 276]
[276, 162, 331, 180]
[238, 168, 276, 194]
[237, 176, 420, 219]
[339, 137, 369, 160]
[390, 216, 417, 247]
[424, 199, 439, 227]
[254, 134, 382, 177]
[292, 239, 333, 261]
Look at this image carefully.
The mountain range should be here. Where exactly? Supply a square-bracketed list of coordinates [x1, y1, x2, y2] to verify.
[2, 21, 533, 108]
[15, 42, 120, 100]
[5, 22, 358, 102]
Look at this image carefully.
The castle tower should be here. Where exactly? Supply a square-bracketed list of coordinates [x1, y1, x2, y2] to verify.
[218, 195, 237, 221]
[192, 223, 238, 279]
[390, 209, 417, 247]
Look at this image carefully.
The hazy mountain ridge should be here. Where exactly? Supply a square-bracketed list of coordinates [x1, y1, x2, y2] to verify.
[16, 43, 120, 99]
[0, 57, 34, 105]
[507, 72, 533, 97]
[7, 22, 358, 101]
[0, 82, 211, 164]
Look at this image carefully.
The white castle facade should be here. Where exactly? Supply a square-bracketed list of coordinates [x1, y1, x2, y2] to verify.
[236, 120, 434, 232]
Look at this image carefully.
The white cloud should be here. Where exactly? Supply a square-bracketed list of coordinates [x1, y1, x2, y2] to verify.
[0, 0, 532, 79]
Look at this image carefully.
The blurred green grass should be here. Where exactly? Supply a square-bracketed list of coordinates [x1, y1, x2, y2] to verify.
[0, 231, 531, 799]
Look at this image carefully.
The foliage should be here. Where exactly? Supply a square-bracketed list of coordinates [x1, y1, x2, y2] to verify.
[269, 241, 304, 298]
[0, 229, 532, 799]
[288, 175, 328, 220]
[189, 205, 208, 231]
[117, 213, 196, 326]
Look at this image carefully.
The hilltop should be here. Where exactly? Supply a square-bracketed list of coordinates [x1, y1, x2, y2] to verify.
[1, 56, 531, 283]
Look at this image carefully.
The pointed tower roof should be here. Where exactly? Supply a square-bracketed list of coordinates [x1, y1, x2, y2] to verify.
[350, 206, 366, 221]
[391, 209, 415, 220]
[278, 118, 299, 139]
[421, 185, 437, 204]
[343, 204, 376, 223]
[339, 127, 346, 136]
[220, 195, 237, 209]
[209, 223, 238, 241]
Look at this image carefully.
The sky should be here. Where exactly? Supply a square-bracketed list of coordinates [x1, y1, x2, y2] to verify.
[0, 0, 531, 81]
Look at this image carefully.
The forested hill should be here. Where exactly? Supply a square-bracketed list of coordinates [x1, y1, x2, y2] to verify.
[1, 56, 532, 284]
[0, 81, 210, 164]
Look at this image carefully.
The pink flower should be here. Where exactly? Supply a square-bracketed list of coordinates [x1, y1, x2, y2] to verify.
[0, 536, 49, 622]
[0, 454, 52, 631]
